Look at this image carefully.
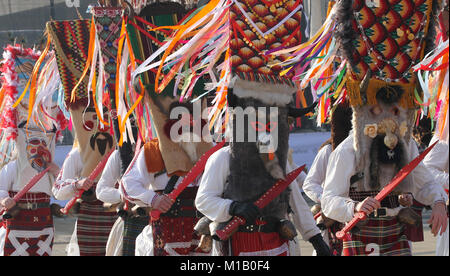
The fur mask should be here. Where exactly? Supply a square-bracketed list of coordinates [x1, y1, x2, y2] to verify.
[352, 84, 415, 193]
[223, 79, 305, 220]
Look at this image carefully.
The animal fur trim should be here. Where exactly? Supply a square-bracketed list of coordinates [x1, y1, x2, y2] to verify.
[231, 78, 295, 106]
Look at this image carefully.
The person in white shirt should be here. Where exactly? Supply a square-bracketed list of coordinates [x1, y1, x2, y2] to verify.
[321, 82, 448, 256]
[121, 97, 213, 256]
[303, 100, 352, 255]
[195, 82, 330, 256]
[423, 114, 449, 256]
[0, 47, 66, 256]
[52, 106, 117, 256]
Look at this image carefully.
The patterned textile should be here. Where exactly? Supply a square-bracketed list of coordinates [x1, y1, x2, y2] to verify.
[230, 225, 289, 256]
[3, 192, 53, 256]
[404, 199, 424, 242]
[126, 13, 183, 91]
[151, 187, 205, 256]
[346, 189, 411, 256]
[349, 189, 400, 208]
[230, 0, 303, 86]
[130, 0, 199, 15]
[349, 0, 435, 84]
[47, 20, 91, 108]
[342, 216, 411, 256]
[93, 7, 123, 90]
[122, 215, 149, 256]
[76, 196, 118, 256]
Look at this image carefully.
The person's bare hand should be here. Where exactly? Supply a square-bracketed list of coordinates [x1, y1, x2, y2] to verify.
[428, 201, 448, 236]
[0, 197, 16, 210]
[76, 178, 94, 191]
[398, 193, 413, 207]
[355, 197, 381, 215]
[151, 194, 174, 213]
[47, 162, 61, 178]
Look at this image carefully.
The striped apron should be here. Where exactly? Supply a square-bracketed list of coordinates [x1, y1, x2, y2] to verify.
[76, 184, 118, 256]
[3, 192, 53, 256]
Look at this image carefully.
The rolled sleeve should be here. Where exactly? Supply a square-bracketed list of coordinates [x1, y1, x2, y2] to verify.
[423, 140, 449, 191]
[412, 141, 448, 205]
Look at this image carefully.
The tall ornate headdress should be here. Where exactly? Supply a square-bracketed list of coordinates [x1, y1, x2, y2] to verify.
[269, 0, 443, 123]
[0, 45, 68, 168]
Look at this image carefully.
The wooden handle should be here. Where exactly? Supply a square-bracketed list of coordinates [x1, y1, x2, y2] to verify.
[60, 190, 83, 215]
[215, 216, 246, 241]
[336, 212, 366, 240]
[314, 211, 321, 220]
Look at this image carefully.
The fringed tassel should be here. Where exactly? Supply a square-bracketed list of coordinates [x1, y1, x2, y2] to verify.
[267, 2, 342, 125]
[414, 39, 449, 128]
[131, 0, 231, 99]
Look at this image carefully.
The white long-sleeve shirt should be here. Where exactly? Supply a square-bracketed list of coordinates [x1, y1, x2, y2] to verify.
[303, 144, 332, 204]
[0, 160, 55, 200]
[96, 150, 122, 205]
[52, 148, 83, 200]
[423, 139, 449, 191]
[195, 146, 320, 241]
[322, 136, 449, 223]
[121, 149, 197, 206]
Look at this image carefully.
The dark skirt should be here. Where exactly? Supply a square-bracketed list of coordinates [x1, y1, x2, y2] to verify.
[122, 215, 149, 256]
[76, 199, 117, 256]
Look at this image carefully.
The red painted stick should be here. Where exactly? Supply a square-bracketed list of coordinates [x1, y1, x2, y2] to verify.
[60, 148, 115, 215]
[150, 140, 226, 221]
[336, 141, 439, 240]
[215, 164, 306, 241]
[314, 211, 322, 220]
[0, 167, 51, 217]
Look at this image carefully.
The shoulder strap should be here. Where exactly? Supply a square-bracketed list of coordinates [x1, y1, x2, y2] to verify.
[163, 175, 180, 194]
[350, 172, 364, 186]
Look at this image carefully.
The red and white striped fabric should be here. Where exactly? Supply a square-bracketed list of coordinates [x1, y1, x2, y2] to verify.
[2, 192, 53, 256]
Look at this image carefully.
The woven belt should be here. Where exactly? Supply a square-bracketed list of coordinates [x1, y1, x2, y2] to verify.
[16, 202, 50, 210]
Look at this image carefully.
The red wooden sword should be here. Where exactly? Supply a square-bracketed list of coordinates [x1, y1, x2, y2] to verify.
[0, 167, 51, 218]
[150, 140, 226, 221]
[60, 148, 115, 215]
